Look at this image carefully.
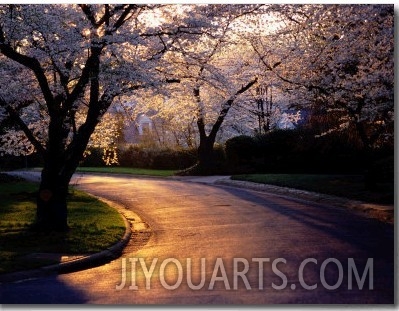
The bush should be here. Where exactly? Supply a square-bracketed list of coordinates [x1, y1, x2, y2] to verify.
[224, 129, 393, 175]
[255, 129, 300, 156]
[80, 149, 105, 167]
[152, 148, 197, 170]
[117, 145, 198, 170]
[0, 153, 43, 171]
[117, 145, 152, 168]
[225, 135, 256, 163]
[253, 129, 305, 173]
[225, 135, 257, 173]
[366, 155, 394, 184]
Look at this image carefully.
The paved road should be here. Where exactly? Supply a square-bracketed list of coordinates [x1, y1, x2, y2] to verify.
[0, 174, 394, 304]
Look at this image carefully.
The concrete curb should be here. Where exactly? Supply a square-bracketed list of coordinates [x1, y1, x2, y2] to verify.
[0, 196, 132, 284]
[215, 178, 394, 224]
[44, 196, 132, 274]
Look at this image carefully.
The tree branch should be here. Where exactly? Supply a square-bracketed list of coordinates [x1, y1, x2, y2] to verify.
[209, 77, 258, 140]
[1, 98, 46, 155]
[0, 26, 55, 112]
[113, 5, 137, 31]
[79, 4, 98, 28]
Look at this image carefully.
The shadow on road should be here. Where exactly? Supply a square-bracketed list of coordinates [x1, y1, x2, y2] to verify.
[0, 275, 88, 303]
[215, 184, 395, 303]
[218, 184, 394, 255]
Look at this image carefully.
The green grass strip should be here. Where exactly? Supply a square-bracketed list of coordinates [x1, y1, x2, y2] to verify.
[232, 174, 393, 205]
[0, 180, 125, 274]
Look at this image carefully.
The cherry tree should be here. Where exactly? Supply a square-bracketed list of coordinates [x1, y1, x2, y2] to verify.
[132, 5, 273, 174]
[250, 4, 394, 149]
[126, 5, 311, 173]
[0, 4, 211, 231]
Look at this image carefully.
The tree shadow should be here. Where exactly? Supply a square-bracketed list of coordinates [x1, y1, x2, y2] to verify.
[217, 184, 394, 257]
[214, 184, 395, 303]
[0, 274, 88, 303]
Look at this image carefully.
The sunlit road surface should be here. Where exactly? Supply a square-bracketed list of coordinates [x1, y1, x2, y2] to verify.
[1, 174, 394, 304]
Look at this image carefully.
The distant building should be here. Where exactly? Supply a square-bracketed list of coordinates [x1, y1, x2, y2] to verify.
[122, 113, 155, 144]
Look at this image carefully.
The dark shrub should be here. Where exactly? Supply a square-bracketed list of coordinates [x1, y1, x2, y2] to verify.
[225, 135, 257, 174]
[213, 143, 227, 171]
[255, 129, 300, 156]
[80, 148, 106, 167]
[0, 153, 43, 170]
[117, 145, 197, 170]
[225, 135, 256, 163]
[118, 145, 152, 168]
[365, 155, 394, 186]
[253, 129, 303, 173]
[243, 129, 371, 174]
[152, 148, 197, 170]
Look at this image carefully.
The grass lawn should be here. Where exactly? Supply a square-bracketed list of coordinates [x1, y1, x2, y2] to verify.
[0, 175, 125, 274]
[232, 174, 394, 205]
[74, 166, 177, 177]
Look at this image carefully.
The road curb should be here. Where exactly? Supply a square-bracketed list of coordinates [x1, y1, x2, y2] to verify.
[43, 197, 132, 274]
[0, 196, 132, 284]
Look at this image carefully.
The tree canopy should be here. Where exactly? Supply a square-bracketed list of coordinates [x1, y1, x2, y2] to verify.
[0, 4, 394, 229]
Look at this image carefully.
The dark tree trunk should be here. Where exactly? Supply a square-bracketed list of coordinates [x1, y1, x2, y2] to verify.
[196, 135, 218, 175]
[33, 109, 103, 231]
[33, 129, 96, 231]
[35, 168, 69, 232]
[187, 78, 258, 175]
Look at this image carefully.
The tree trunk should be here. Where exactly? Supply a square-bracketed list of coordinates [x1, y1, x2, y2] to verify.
[183, 77, 258, 176]
[34, 165, 70, 232]
[197, 135, 218, 175]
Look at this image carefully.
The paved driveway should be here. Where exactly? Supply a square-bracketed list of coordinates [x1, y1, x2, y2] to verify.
[0, 174, 394, 304]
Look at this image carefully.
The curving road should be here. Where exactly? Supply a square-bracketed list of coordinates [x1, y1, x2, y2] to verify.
[0, 174, 394, 304]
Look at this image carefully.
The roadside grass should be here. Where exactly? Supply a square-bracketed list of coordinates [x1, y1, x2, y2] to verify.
[0, 176, 125, 274]
[231, 174, 393, 205]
